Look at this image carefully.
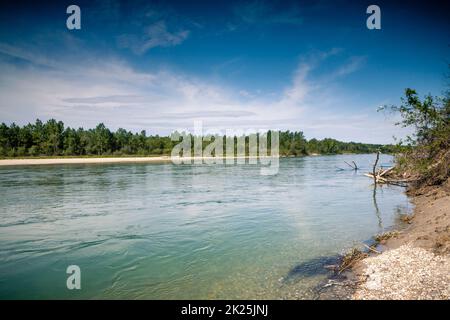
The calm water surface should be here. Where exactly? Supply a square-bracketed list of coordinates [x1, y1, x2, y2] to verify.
[0, 155, 412, 299]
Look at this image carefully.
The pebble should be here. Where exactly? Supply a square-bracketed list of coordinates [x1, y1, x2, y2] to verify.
[353, 244, 450, 300]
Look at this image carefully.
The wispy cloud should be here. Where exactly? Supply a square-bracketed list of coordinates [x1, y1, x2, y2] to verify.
[156, 110, 257, 119]
[0, 42, 58, 68]
[332, 56, 366, 78]
[61, 95, 145, 104]
[117, 20, 189, 54]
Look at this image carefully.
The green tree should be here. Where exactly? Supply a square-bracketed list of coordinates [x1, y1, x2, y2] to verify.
[43, 119, 64, 155]
[93, 123, 112, 155]
[63, 128, 81, 155]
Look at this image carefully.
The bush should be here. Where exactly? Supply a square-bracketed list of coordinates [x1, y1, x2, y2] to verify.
[7, 149, 16, 157]
[382, 84, 450, 186]
[16, 147, 27, 157]
[28, 145, 39, 156]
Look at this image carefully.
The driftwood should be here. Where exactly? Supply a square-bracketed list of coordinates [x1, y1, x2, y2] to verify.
[364, 151, 414, 186]
[363, 243, 381, 254]
[344, 160, 358, 170]
[378, 166, 394, 177]
[365, 165, 415, 186]
[365, 172, 409, 186]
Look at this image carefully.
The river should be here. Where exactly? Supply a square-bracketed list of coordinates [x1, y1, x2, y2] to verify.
[0, 154, 412, 299]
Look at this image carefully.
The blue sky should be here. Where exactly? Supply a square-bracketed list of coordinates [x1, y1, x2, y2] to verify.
[0, 0, 449, 143]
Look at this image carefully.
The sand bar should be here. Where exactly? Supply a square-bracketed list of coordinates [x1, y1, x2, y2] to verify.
[0, 155, 277, 166]
[0, 157, 173, 166]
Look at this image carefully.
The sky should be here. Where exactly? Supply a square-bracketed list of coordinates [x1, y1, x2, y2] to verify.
[0, 0, 449, 143]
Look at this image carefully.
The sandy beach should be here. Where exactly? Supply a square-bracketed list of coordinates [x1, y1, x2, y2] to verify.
[0, 155, 276, 166]
[0, 157, 173, 166]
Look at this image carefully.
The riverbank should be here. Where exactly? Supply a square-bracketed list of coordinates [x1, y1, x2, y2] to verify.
[0, 156, 273, 166]
[0, 156, 173, 166]
[352, 180, 450, 299]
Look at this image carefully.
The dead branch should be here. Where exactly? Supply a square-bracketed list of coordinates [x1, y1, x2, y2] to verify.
[363, 243, 381, 254]
[344, 161, 354, 169]
[364, 173, 388, 182]
[378, 167, 394, 177]
[344, 160, 358, 170]
[372, 151, 380, 185]
[364, 153, 411, 186]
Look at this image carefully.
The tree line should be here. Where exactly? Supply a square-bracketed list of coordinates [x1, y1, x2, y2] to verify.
[0, 119, 392, 158]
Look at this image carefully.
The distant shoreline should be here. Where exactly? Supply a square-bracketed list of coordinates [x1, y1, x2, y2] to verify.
[0, 156, 172, 166]
[0, 155, 282, 166]
[0, 153, 388, 167]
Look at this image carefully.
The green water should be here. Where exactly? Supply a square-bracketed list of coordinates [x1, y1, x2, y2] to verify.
[0, 155, 411, 299]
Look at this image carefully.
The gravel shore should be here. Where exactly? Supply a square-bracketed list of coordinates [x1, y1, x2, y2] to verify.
[352, 180, 450, 300]
[353, 244, 449, 299]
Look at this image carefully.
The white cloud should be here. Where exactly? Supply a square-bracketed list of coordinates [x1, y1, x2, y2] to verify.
[0, 43, 408, 143]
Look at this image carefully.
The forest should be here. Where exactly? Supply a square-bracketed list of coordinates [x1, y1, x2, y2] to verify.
[0, 119, 393, 158]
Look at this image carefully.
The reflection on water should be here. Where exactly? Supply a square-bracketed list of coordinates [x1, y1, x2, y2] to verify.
[373, 187, 383, 229]
[0, 155, 412, 299]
